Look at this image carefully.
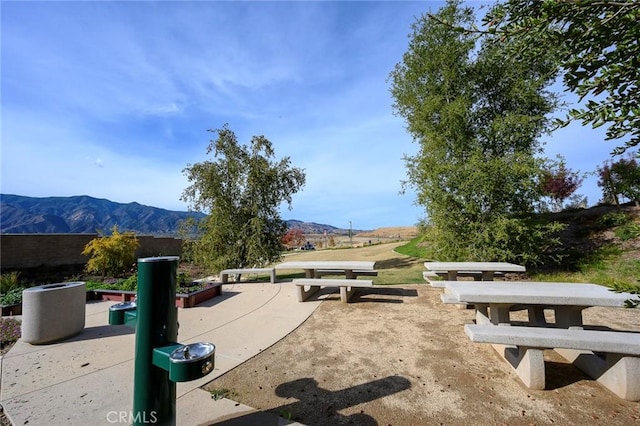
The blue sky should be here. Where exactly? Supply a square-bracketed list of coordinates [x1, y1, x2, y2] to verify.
[0, 1, 625, 230]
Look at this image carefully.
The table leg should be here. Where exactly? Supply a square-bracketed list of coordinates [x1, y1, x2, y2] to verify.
[475, 304, 489, 323]
[504, 346, 546, 390]
[489, 304, 512, 325]
[296, 285, 320, 302]
[554, 306, 586, 328]
[447, 271, 458, 281]
[476, 304, 546, 389]
[527, 307, 548, 326]
[481, 271, 495, 281]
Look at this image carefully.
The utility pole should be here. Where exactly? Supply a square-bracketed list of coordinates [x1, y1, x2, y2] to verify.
[349, 221, 353, 246]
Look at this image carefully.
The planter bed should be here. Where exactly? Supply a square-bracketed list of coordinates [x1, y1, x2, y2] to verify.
[87, 283, 222, 308]
[1, 303, 22, 317]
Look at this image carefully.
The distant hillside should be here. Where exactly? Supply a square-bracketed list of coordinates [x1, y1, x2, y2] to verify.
[0, 194, 356, 235]
[285, 219, 365, 235]
[0, 194, 205, 235]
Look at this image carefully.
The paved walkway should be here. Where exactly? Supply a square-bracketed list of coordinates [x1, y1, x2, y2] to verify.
[0, 282, 321, 425]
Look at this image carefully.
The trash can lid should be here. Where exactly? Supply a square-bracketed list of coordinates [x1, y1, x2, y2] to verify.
[138, 256, 180, 263]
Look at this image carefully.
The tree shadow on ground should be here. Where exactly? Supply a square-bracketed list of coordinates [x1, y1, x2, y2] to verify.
[351, 287, 419, 304]
[269, 376, 411, 425]
[208, 376, 411, 425]
[375, 257, 422, 270]
[308, 286, 417, 304]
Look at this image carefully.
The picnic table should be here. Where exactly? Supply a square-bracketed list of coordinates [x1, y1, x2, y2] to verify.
[275, 261, 376, 279]
[442, 281, 640, 400]
[424, 261, 526, 281]
[275, 261, 377, 303]
[441, 281, 634, 326]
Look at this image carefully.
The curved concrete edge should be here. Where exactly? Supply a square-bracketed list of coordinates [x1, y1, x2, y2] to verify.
[1, 282, 320, 426]
[177, 389, 304, 426]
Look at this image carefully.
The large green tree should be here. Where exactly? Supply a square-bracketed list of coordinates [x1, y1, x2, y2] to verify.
[482, 1, 640, 155]
[390, 0, 562, 264]
[181, 125, 305, 272]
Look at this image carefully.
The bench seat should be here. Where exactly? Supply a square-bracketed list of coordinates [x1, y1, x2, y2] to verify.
[293, 278, 373, 303]
[220, 268, 276, 284]
[464, 324, 640, 401]
[424, 271, 505, 287]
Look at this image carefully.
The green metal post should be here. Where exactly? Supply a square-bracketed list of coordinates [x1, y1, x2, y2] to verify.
[132, 256, 179, 426]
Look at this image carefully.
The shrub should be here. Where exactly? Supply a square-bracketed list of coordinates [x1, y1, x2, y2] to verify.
[1, 271, 22, 294]
[615, 223, 640, 241]
[119, 274, 137, 291]
[0, 287, 25, 306]
[598, 211, 631, 227]
[82, 226, 139, 277]
[0, 317, 21, 345]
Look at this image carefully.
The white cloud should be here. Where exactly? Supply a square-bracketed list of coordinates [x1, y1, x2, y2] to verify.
[7, 1, 624, 229]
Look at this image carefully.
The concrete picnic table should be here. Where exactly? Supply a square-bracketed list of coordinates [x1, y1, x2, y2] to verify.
[442, 280, 640, 399]
[441, 281, 635, 327]
[275, 261, 376, 279]
[424, 261, 526, 281]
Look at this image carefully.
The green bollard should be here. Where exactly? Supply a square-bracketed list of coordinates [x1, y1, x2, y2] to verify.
[133, 256, 179, 426]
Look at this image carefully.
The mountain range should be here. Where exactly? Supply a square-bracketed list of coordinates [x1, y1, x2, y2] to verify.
[0, 194, 355, 235]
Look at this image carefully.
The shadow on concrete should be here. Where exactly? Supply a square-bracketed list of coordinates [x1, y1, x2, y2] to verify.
[64, 324, 135, 342]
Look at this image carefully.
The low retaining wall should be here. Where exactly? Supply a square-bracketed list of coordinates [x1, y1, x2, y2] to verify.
[0, 234, 183, 270]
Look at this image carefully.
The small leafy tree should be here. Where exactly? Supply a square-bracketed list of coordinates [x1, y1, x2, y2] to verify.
[389, 0, 563, 265]
[82, 226, 139, 277]
[181, 125, 305, 272]
[282, 228, 305, 249]
[540, 157, 584, 212]
[597, 154, 640, 206]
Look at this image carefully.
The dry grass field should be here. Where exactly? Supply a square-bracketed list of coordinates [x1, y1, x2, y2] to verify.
[303, 226, 419, 250]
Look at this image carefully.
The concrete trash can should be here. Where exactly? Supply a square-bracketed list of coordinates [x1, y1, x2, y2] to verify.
[22, 281, 86, 344]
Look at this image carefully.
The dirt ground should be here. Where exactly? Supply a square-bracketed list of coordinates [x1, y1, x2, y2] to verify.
[203, 245, 640, 426]
[204, 284, 640, 425]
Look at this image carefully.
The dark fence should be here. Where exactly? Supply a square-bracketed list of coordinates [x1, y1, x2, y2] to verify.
[0, 234, 183, 270]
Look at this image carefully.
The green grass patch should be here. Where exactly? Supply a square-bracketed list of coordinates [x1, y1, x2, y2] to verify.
[394, 235, 429, 259]
[209, 388, 238, 401]
[531, 245, 640, 290]
[374, 267, 426, 285]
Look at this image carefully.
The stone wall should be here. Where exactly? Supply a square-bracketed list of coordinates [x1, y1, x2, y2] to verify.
[0, 234, 183, 269]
